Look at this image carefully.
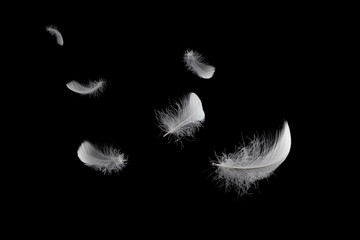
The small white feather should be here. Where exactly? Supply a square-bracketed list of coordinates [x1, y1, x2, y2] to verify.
[66, 79, 106, 96]
[46, 25, 64, 46]
[77, 141, 127, 174]
[184, 49, 215, 79]
[212, 121, 291, 195]
[155, 92, 205, 143]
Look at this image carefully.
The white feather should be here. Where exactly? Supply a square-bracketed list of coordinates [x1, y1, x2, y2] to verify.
[155, 92, 205, 143]
[46, 25, 64, 46]
[77, 141, 127, 174]
[66, 79, 106, 96]
[212, 121, 291, 195]
[184, 49, 215, 79]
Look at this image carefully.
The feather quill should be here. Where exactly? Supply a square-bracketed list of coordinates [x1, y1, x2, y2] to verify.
[155, 92, 205, 143]
[46, 25, 64, 46]
[212, 121, 291, 195]
[77, 141, 127, 174]
[184, 49, 215, 79]
[66, 79, 106, 96]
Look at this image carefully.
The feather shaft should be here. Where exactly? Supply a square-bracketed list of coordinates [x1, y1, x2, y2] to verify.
[163, 111, 202, 137]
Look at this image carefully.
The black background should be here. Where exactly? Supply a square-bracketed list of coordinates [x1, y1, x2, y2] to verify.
[5, 2, 343, 237]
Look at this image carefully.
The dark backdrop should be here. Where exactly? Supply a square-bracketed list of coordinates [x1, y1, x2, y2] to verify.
[6, 3, 337, 237]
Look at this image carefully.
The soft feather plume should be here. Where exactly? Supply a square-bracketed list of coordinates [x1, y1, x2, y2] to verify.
[66, 79, 106, 96]
[184, 49, 215, 79]
[46, 25, 64, 46]
[212, 121, 291, 196]
[77, 141, 127, 174]
[155, 92, 205, 143]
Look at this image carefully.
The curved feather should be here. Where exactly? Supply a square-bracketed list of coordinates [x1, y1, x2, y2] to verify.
[212, 121, 291, 195]
[46, 25, 64, 46]
[155, 92, 205, 143]
[77, 141, 127, 174]
[184, 49, 215, 79]
[66, 79, 106, 96]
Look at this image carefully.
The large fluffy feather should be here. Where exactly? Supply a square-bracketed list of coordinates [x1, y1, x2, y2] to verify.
[66, 79, 106, 96]
[212, 121, 291, 195]
[46, 25, 64, 46]
[184, 49, 215, 79]
[77, 141, 127, 174]
[155, 92, 205, 143]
